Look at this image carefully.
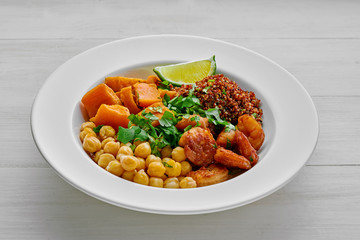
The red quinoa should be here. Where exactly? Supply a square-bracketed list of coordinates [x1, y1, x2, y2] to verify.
[174, 74, 263, 125]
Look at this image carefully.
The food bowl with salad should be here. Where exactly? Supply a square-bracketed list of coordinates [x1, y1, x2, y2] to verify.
[79, 55, 265, 189]
[31, 35, 319, 214]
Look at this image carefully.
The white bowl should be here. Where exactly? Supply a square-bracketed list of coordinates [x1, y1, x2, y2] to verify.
[31, 35, 319, 215]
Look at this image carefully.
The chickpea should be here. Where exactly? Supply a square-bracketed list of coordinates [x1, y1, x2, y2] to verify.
[98, 153, 115, 168]
[93, 149, 104, 163]
[164, 159, 181, 177]
[171, 147, 186, 162]
[180, 177, 197, 188]
[177, 176, 185, 182]
[120, 155, 138, 171]
[120, 142, 132, 147]
[147, 162, 166, 177]
[122, 170, 137, 181]
[118, 145, 133, 156]
[134, 140, 146, 147]
[103, 141, 120, 156]
[106, 160, 124, 176]
[133, 169, 149, 185]
[80, 122, 96, 131]
[164, 177, 179, 188]
[101, 137, 115, 148]
[134, 142, 151, 158]
[180, 161, 192, 176]
[116, 153, 125, 161]
[149, 177, 164, 188]
[99, 126, 116, 140]
[136, 158, 146, 171]
[145, 155, 162, 168]
[162, 157, 172, 163]
[161, 145, 172, 158]
[80, 127, 97, 142]
[160, 174, 168, 181]
[83, 135, 101, 153]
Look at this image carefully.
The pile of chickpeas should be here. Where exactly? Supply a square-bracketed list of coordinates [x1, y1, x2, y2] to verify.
[80, 122, 197, 188]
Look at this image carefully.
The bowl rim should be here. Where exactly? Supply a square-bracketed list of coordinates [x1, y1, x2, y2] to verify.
[31, 34, 319, 215]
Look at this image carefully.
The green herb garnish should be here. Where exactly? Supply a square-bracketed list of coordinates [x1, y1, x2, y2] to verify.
[203, 86, 211, 93]
[130, 144, 136, 152]
[93, 125, 103, 133]
[149, 106, 163, 113]
[226, 138, 232, 149]
[162, 162, 173, 168]
[184, 125, 193, 132]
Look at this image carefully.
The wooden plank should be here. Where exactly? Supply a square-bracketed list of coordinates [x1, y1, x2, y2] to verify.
[0, 0, 359, 39]
[225, 38, 360, 97]
[310, 97, 360, 166]
[1, 166, 359, 239]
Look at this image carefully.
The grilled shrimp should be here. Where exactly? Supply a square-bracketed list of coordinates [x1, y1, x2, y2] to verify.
[216, 129, 236, 149]
[214, 147, 251, 169]
[175, 115, 208, 131]
[179, 127, 216, 166]
[237, 114, 265, 150]
[187, 164, 229, 187]
[233, 130, 258, 166]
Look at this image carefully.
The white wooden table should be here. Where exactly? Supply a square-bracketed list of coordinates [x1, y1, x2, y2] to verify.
[1, 0, 359, 239]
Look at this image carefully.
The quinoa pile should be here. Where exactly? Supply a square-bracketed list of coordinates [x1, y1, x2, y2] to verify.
[174, 74, 263, 125]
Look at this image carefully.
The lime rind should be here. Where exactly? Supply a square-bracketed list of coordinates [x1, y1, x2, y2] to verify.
[153, 56, 216, 86]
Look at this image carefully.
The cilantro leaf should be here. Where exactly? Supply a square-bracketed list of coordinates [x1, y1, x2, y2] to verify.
[134, 128, 149, 142]
[163, 94, 171, 105]
[159, 111, 175, 127]
[184, 125, 192, 132]
[117, 126, 137, 144]
[93, 125, 103, 133]
[149, 106, 163, 113]
[224, 123, 236, 132]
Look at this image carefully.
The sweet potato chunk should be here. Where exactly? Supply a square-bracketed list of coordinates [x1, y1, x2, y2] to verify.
[90, 104, 130, 129]
[134, 83, 162, 108]
[81, 83, 120, 118]
[118, 86, 141, 114]
[105, 76, 146, 92]
[146, 75, 161, 84]
[140, 102, 173, 127]
[158, 89, 178, 99]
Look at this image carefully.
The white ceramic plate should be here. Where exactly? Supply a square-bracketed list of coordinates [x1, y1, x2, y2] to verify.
[31, 35, 319, 215]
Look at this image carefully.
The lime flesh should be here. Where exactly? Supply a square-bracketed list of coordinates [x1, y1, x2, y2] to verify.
[153, 56, 216, 85]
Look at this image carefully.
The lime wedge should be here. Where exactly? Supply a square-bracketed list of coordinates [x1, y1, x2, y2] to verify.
[153, 56, 216, 85]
